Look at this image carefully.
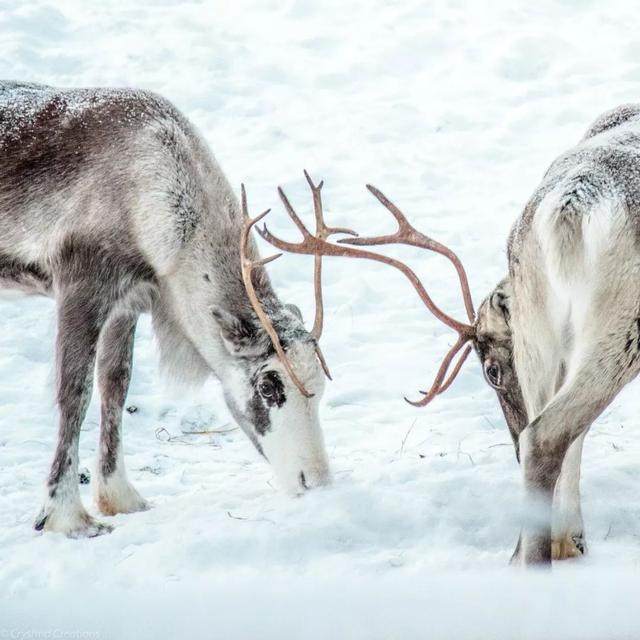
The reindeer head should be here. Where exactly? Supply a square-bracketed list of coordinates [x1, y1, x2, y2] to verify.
[474, 278, 527, 454]
[212, 300, 330, 493]
[226, 174, 357, 494]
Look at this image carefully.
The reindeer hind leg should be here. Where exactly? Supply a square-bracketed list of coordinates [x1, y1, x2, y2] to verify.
[36, 282, 113, 537]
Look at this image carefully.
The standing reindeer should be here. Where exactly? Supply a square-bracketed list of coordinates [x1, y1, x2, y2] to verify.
[476, 104, 640, 565]
[0, 81, 333, 538]
[262, 104, 640, 566]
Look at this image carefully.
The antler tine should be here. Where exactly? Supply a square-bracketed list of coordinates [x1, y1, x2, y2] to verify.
[301, 170, 357, 343]
[303, 170, 327, 341]
[241, 183, 249, 219]
[277, 186, 313, 238]
[436, 344, 473, 396]
[240, 187, 314, 399]
[339, 185, 475, 324]
[255, 251, 282, 267]
[303, 169, 358, 240]
[405, 336, 471, 407]
[365, 184, 410, 231]
[303, 168, 323, 192]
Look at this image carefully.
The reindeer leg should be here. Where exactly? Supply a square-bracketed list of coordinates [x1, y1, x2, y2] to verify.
[35, 283, 113, 537]
[511, 432, 587, 564]
[94, 313, 149, 515]
[518, 422, 565, 566]
[552, 431, 587, 560]
[517, 351, 635, 565]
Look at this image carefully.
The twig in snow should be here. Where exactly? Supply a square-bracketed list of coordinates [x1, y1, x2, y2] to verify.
[139, 464, 162, 475]
[180, 425, 237, 435]
[399, 419, 417, 454]
[154, 426, 222, 446]
[483, 416, 498, 430]
[456, 440, 475, 466]
[226, 510, 276, 525]
[227, 511, 248, 521]
[115, 551, 136, 566]
[604, 523, 613, 540]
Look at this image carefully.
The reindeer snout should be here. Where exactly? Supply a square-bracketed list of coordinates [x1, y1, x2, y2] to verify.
[297, 466, 331, 493]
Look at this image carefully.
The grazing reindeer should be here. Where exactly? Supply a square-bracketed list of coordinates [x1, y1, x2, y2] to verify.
[475, 104, 640, 565]
[0, 81, 333, 538]
[262, 106, 640, 566]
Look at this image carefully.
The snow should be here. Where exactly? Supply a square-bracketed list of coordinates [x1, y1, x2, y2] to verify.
[2, 1, 640, 638]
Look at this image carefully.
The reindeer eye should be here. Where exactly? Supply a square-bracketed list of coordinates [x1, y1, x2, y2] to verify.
[257, 371, 286, 407]
[259, 379, 276, 398]
[483, 360, 502, 389]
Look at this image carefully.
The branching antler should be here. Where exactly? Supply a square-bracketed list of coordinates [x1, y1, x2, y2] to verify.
[240, 185, 314, 398]
[302, 170, 358, 340]
[257, 178, 476, 407]
[342, 185, 475, 325]
[277, 172, 358, 380]
[240, 177, 355, 397]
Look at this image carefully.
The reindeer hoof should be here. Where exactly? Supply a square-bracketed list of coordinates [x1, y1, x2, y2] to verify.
[34, 505, 113, 538]
[552, 534, 586, 560]
[96, 481, 150, 516]
[67, 518, 114, 539]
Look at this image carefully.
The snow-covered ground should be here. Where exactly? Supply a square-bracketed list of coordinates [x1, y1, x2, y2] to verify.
[2, 1, 640, 638]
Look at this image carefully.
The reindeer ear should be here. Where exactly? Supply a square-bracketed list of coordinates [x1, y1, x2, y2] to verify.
[211, 306, 267, 357]
[284, 303, 303, 322]
[490, 279, 512, 323]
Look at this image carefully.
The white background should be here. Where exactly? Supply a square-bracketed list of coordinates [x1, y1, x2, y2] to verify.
[2, 1, 640, 638]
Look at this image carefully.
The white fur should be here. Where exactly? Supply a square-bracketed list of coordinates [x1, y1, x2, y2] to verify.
[261, 345, 330, 495]
[95, 448, 149, 516]
[224, 342, 331, 495]
[39, 448, 113, 538]
[532, 185, 624, 399]
[553, 432, 586, 546]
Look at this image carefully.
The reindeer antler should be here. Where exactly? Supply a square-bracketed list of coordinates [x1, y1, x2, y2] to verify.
[240, 185, 314, 398]
[257, 179, 476, 407]
[348, 185, 475, 325]
[302, 170, 359, 340]
[240, 178, 355, 397]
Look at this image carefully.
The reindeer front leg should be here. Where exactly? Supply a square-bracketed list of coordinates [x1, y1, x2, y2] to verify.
[511, 430, 588, 564]
[516, 364, 622, 566]
[95, 312, 149, 515]
[518, 422, 567, 565]
[35, 283, 113, 537]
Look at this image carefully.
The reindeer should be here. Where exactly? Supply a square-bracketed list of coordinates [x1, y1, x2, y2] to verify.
[260, 105, 640, 566]
[0, 81, 337, 538]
